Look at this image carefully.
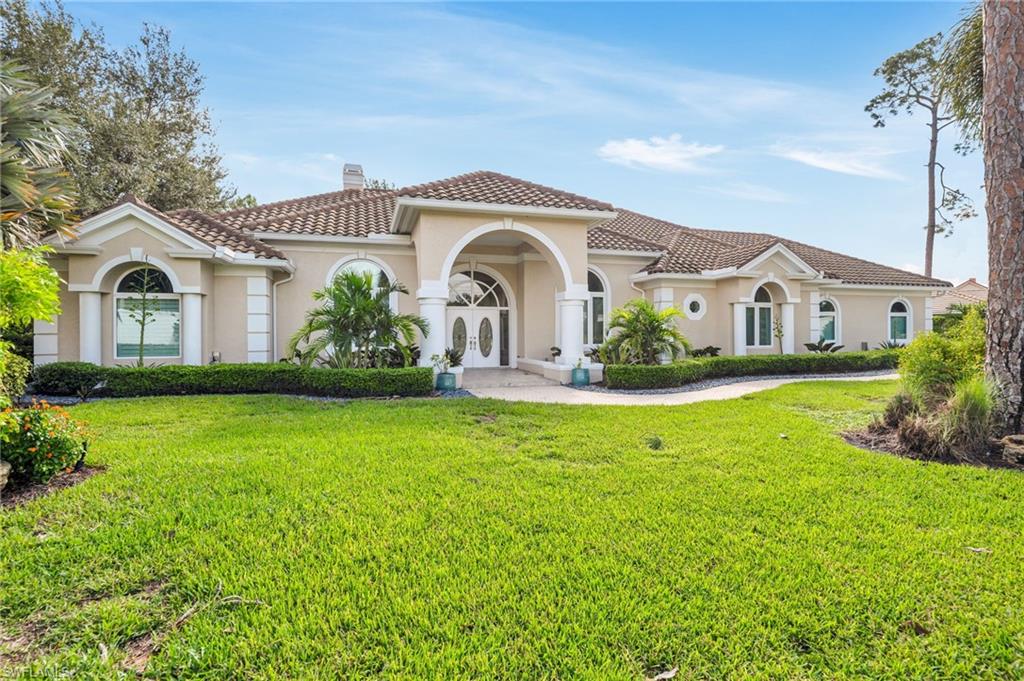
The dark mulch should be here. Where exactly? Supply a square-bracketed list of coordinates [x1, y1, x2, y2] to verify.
[843, 427, 1024, 471]
[1, 466, 104, 509]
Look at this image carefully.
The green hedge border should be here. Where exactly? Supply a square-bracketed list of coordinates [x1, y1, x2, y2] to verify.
[31, 362, 434, 399]
[604, 350, 900, 390]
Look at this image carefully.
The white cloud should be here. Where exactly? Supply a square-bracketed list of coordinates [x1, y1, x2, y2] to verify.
[701, 181, 792, 204]
[769, 144, 903, 180]
[598, 134, 724, 173]
[899, 262, 925, 275]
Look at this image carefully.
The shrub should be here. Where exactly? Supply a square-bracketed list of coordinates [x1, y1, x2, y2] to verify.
[598, 299, 691, 365]
[605, 350, 899, 390]
[30, 362, 434, 399]
[1, 351, 31, 406]
[32, 362, 108, 397]
[0, 401, 88, 484]
[882, 390, 918, 428]
[899, 311, 984, 407]
[939, 374, 994, 457]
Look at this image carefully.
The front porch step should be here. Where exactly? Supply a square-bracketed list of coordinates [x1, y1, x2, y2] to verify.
[461, 368, 559, 389]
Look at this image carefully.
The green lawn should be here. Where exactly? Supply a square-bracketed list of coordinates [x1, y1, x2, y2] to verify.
[3, 381, 1024, 678]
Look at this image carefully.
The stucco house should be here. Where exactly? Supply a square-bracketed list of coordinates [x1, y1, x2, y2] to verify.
[931, 277, 987, 315]
[37, 166, 950, 382]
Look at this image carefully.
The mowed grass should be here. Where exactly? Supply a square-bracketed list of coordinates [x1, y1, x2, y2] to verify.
[3, 381, 1024, 679]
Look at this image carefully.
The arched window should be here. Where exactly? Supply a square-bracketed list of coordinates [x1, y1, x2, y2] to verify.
[115, 266, 180, 359]
[888, 300, 911, 344]
[819, 299, 838, 342]
[584, 269, 606, 345]
[745, 285, 773, 347]
[335, 259, 390, 289]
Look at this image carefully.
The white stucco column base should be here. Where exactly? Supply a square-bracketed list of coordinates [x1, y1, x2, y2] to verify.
[182, 293, 203, 365]
[732, 303, 747, 357]
[79, 292, 102, 365]
[556, 290, 587, 366]
[417, 283, 449, 369]
[781, 303, 795, 354]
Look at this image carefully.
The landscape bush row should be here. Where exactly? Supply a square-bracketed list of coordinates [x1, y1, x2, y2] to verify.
[32, 362, 435, 399]
[605, 350, 900, 390]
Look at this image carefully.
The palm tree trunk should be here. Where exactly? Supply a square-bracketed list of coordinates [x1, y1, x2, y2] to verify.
[984, 0, 1024, 434]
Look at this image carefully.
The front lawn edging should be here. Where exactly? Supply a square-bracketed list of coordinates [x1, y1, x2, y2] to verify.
[32, 362, 434, 399]
[605, 350, 900, 390]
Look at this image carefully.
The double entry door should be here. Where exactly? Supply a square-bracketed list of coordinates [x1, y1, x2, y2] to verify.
[446, 308, 499, 368]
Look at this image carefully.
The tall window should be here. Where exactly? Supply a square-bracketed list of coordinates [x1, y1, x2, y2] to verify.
[888, 300, 910, 344]
[745, 286, 773, 347]
[819, 299, 838, 342]
[115, 267, 180, 358]
[583, 270, 606, 345]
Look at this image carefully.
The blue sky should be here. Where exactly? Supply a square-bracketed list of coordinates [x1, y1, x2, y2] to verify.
[66, 1, 985, 284]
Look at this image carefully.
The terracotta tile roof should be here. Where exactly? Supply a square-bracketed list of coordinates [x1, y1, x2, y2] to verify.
[165, 209, 285, 259]
[103, 175, 950, 287]
[587, 226, 664, 252]
[397, 170, 614, 212]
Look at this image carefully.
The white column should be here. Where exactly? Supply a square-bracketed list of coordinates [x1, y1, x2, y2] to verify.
[781, 303, 795, 354]
[556, 292, 586, 366]
[182, 293, 203, 365]
[33, 317, 59, 366]
[79, 292, 102, 365]
[924, 296, 934, 332]
[246, 277, 271, 363]
[732, 303, 747, 356]
[417, 283, 449, 369]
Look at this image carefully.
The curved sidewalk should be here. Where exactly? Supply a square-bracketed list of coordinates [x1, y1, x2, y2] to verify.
[467, 373, 898, 406]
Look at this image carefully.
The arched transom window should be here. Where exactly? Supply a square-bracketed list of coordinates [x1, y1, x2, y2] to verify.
[888, 300, 910, 344]
[447, 269, 508, 308]
[336, 259, 390, 289]
[115, 266, 180, 359]
[745, 285, 773, 347]
[583, 270, 606, 345]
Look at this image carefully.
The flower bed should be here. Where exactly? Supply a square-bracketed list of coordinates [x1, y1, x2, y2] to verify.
[1, 400, 89, 485]
[32, 363, 434, 399]
[604, 350, 900, 390]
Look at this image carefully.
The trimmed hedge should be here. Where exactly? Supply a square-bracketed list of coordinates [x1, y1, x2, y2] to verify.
[605, 350, 900, 390]
[32, 362, 434, 399]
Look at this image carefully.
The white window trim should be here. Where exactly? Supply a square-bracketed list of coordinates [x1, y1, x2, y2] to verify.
[746, 287, 774, 348]
[683, 293, 707, 321]
[584, 266, 611, 347]
[887, 297, 913, 345]
[113, 268, 182, 360]
[818, 296, 841, 344]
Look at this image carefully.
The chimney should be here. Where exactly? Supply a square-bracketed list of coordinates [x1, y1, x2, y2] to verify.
[343, 163, 364, 190]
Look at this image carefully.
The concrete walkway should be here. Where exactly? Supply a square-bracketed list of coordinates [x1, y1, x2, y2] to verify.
[467, 373, 898, 406]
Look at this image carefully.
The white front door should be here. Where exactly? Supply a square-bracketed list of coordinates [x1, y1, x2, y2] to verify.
[447, 308, 500, 368]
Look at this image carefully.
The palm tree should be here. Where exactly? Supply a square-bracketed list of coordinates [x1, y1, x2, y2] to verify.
[1, 61, 78, 249]
[599, 298, 691, 365]
[288, 270, 428, 369]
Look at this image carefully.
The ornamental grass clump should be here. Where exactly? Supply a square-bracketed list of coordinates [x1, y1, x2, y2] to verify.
[0, 400, 88, 484]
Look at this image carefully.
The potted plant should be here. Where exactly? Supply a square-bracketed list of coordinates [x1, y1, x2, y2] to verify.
[431, 347, 462, 391]
[571, 357, 590, 387]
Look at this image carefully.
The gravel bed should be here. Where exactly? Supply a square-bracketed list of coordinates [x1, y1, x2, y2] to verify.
[570, 369, 897, 395]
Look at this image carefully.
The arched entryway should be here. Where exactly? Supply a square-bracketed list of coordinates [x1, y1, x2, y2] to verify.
[446, 265, 514, 368]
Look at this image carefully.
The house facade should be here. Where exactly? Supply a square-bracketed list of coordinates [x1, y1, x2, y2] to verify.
[931, 277, 987, 315]
[38, 167, 950, 381]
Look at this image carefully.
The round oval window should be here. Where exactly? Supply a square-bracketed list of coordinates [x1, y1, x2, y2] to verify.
[479, 317, 493, 357]
[452, 317, 467, 356]
[689, 300, 701, 314]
